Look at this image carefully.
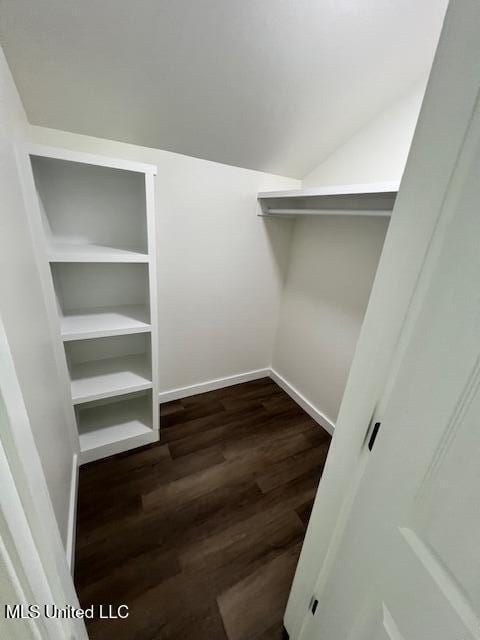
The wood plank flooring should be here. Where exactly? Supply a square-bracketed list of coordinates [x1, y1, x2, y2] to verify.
[75, 377, 331, 640]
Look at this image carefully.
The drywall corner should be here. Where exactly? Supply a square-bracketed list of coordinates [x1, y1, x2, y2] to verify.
[303, 75, 428, 187]
[269, 368, 335, 436]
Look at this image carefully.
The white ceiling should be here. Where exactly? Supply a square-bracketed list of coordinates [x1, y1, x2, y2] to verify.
[0, 0, 447, 177]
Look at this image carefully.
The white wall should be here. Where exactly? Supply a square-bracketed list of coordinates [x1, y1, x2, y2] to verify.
[303, 76, 427, 187]
[30, 126, 299, 394]
[31, 79, 424, 421]
[0, 49, 74, 542]
[272, 81, 426, 425]
[272, 216, 389, 425]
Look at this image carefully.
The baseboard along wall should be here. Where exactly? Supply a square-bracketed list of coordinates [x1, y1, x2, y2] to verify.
[268, 368, 335, 436]
[159, 368, 335, 436]
[158, 369, 271, 403]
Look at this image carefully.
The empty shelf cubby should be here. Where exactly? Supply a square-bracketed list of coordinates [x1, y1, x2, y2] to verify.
[76, 390, 154, 463]
[30, 155, 149, 261]
[50, 262, 150, 340]
[65, 334, 152, 404]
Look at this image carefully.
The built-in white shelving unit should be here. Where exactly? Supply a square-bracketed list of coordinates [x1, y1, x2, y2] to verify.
[257, 181, 400, 217]
[26, 144, 159, 464]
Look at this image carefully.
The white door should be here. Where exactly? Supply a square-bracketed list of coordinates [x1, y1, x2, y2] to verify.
[299, 65, 480, 640]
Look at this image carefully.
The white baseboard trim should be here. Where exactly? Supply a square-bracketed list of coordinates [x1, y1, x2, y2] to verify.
[158, 366, 335, 437]
[159, 368, 271, 403]
[66, 453, 78, 574]
[269, 368, 335, 436]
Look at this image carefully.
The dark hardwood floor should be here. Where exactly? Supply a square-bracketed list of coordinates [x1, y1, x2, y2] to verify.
[75, 377, 331, 640]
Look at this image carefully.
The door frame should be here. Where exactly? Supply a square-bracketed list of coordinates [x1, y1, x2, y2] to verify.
[0, 315, 88, 640]
[285, 1, 480, 636]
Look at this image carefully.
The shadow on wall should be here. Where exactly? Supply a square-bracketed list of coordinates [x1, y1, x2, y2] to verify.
[261, 215, 296, 292]
[288, 216, 389, 315]
[271, 214, 389, 424]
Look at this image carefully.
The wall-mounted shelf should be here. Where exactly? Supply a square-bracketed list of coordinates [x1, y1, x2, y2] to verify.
[257, 181, 399, 217]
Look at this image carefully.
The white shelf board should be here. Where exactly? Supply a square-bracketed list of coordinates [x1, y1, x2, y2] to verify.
[47, 242, 149, 263]
[257, 181, 399, 217]
[61, 304, 151, 341]
[70, 354, 152, 404]
[79, 417, 151, 452]
[79, 426, 157, 465]
[28, 143, 157, 175]
[78, 394, 153, 461]
[257, 181, 400, 199]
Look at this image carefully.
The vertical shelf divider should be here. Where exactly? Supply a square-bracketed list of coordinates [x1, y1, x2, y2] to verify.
[145, 172, 159, 434]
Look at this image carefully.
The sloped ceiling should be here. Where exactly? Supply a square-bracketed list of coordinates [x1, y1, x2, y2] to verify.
[0, 0, 447, 177]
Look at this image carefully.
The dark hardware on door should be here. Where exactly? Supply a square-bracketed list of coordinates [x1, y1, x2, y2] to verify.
[368, 422, 381, 451]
